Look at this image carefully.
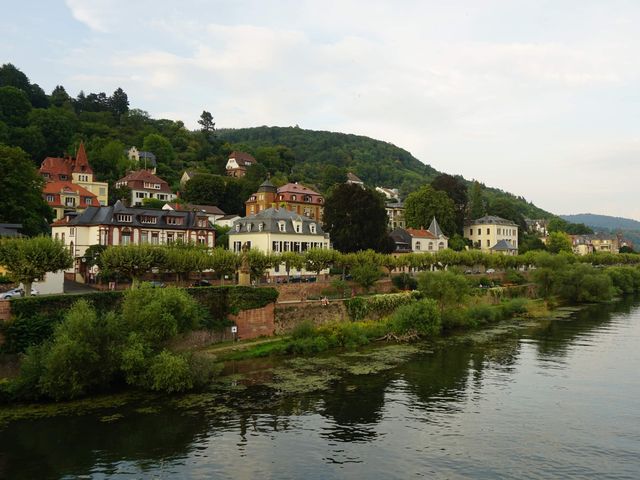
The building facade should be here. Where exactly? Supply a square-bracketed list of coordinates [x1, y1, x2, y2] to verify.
[51, 201, 216, 281]
[228, 207, 330, 278]
[162, 203, 225, 225]
[39, 141, 109, 219]
[115, 170, 176, 207]
[571, 234, 620, 255]
[226, 151, 257, 177]
[390, 218, 448, 254]
[126, 146, 157, 173]
[465, 215, 519, 255]
[385, 200, 405, 229]
[245, 180, 325, 221]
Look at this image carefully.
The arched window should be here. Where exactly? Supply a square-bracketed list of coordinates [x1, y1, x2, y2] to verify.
[415, 241, 421, 250]
[428, 242, 433, 251]
[438, 241, 445, 250]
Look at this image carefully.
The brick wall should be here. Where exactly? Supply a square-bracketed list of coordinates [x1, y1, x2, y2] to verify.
[0, 300, 11, 322]
[229, 302, 275, 340]
[274, 278, 394, 302]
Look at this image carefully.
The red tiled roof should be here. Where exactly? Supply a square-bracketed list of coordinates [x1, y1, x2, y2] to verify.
[277, 183, 322, 196]
[228, 151, 257, 166]
[406, 228, 437, 239]
[73, 141, 93, 174]
[40, 157, 73, 178]
[43, 181, 98, 208]
[117, 169, 167, 184]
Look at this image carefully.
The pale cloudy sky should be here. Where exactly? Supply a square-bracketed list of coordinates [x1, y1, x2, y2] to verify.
[2, 1, 640, 219]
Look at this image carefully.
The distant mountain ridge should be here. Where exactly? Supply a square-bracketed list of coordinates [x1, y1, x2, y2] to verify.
[560, 214, 640, 232]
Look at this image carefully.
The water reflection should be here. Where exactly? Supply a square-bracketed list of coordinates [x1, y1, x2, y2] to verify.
[1, 298, 639, 479]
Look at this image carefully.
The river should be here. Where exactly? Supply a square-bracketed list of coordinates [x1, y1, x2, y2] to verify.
[1, 298, 639, 479]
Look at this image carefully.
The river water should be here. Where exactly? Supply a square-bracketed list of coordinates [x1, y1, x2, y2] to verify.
[1, 298, 640, 479]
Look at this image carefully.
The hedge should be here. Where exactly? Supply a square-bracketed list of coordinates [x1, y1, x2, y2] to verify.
[1, 286, 278, 353]
[344, 291, 420, 321]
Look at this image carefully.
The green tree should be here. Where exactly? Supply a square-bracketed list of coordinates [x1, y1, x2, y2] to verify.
[417, 271, 470, 310]
[0, 236, 73, 296]
[304, 248, 337, 276]
[208, 247, 238, 283]
[247, 249, 274, 282]
[468, 181, 486, 220]
[519, 233, 547, 254]
[198, 110, 215, 133]
[0, 86, 32, 126]
[0, 145, 53, 235]
[50, 85, 72, 108]
[0, 63, 31, 93]
[323, 184, 390, 253]
[109, 87, 129, 117]
[29, 108, 76, 156]
[182, 173, 226, 205]
[99, 245, 167, 287]
[278, 251, 305, 282]
[546, 231, 573, 254]
[351, 262, 382, 291]
[431, 174, 468, 234]
[143, 133, 175, 165]
[404, 185, 456, 236]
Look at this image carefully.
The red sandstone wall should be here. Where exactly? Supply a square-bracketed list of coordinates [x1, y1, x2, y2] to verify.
[0, 300, 11, 322]
[229, 302, 275, 340]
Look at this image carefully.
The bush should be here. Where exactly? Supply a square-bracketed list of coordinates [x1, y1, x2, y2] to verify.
[350, 263, 382, 291]
[391, 299, 441, 337]
[418, 271, 470, 309]
[392, 273, 418, 291]
[345, 292, 418, 321]
[606, 267, 640, 295]
[504, 269, 526, 285]
[148, 351, 194, 393]
[291, 320, 316, 339]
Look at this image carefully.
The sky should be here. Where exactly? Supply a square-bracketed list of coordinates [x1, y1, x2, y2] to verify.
[2, 0, 640, 219]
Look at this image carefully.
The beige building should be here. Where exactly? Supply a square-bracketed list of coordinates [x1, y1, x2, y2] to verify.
[385, 200, 405, 229]
[465, 215, 518, 255]
[228, 207, 330, 278]
[571, 234, 620, 255]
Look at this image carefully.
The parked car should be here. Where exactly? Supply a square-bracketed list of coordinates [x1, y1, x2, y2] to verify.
[0, 286, 39, 299]
[148, 281, 165, 288]
[191, 279, 211, 287]
[486, 268, 496, 274]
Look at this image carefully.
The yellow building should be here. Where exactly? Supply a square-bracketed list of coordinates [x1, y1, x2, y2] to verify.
[465, 215, 518, 255]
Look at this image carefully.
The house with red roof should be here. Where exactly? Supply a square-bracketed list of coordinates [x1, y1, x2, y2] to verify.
[115, 170, 176, 207]
[390, 218, 449, 254]
[39, 141, 109, 220]
[226, 151, 257, 177]
[245, 179, 325, 221]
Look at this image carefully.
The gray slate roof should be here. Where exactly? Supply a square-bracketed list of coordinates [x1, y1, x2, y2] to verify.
[231, 208, 327, 236]
[57, 200, 214, 231]
[490, 239, 518, 251]
[0, 224, 23, 237]
[428, 217, 445, 238]
[469, 215, 518, 226]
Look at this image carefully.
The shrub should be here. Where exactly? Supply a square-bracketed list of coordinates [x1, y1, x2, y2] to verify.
[291, 320, 316, 339]
[391, 298, 441, 337]
[148, 351, 193, 393]
[392, 273, 418, 291]
[418, 271, 470, 309]
[504, 269, 526, 285]
[345, 292, 418, 321]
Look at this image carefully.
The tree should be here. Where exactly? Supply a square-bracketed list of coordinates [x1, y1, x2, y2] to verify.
[304, 248, 337, 276]
[323, 184, 390, 253]
[487, 197, 526, 232]
[546, 231, 573, 254]
[0, 236, 73, 296]
[351, 262, 382, 291]
[247, 249, 273, 282]
[277, 251, 305, 282]
[182, 173, 226, 205]
[109, 87, 129, 117]
[0, 145, 53, 235]
[417, 271, 469, 310]
[99, 245, 167, 287]
[519, 233, 547, 254]
[142, 133, 175, 165]
[208, 248, 238, 283]
[198, 110, 215, 133]
[50, 85, 72, 108]
[109, 185, 131, 206]
[431, 174, 468, 234]
[0, 63, 31, 93]
[0, 86, 32, 126]
[404, 185, 456, 236]
[28, 108, 75, 156]
[468, 181, 486, 220]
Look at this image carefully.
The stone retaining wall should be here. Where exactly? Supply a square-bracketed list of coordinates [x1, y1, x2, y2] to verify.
[275, 301, 348, 335]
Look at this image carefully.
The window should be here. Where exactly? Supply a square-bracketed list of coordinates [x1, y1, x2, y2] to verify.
[141, 231, 148, 244]
[469, 229, 473, 236]
[117, 214, 133, 222]
[292, 195, 297, 201]
[310, 224, 316, 234]
[486, 239, 490, 247]
[259, 223, 264, 232]
[487, 228, 490, 235]
[167, 233, 174, 243]
[428, 242, 433, 251]
[296, 225, 300, 233]
[497, 228, 501, 235]
[304, 195, 311, 202]
[477, 228, 481, 235]
[166, 216, 183, 225]
[60, 175, 68, 181]
[235, 224, 241, 232]
[99, 188, 106, 196]
[438, 242, 444, 250]
[46, 195, 54, 202]
[70, 227, 75, 236]
[122, 231, 131, 245]
[151, 232, 159, 245]
[197, 218, 208, 228]
[157, 194, 166, 200]
[85, 197, 92, 205]
[141, 216, 157, 224]
[136, 192, 146, 199]
[65, 197, 76, 207]
[278, 222, 285, 232]
[415, 241, 421, 250]
[247, 223, 252, 232]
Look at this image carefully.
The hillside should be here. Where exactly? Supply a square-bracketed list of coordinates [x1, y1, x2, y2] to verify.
[219, 126, 552, 219]
[561, 214, 640, 232]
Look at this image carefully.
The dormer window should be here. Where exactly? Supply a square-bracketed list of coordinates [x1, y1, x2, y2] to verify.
[304, 195, 311, 202]
[117, 214, 132, 222]
[84, 197, 92, 205]
[247, 223, 252, 232]
[166, 216, 183, 225]
[310, 224, 316, 234]
[296, 225, 301, 233]
[235, 224, 241, 232]
[258, 223, 264, 232]
[292, 195, 297, 201]
[197, 217, 208, 228]
[141, 216, 157, 224]
[278, 222, 285, 232]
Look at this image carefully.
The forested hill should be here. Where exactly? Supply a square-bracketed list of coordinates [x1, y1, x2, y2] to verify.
[561, 214, 640, 232]
[219, 126, 437, 191]
[219, 126, 551, 219]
